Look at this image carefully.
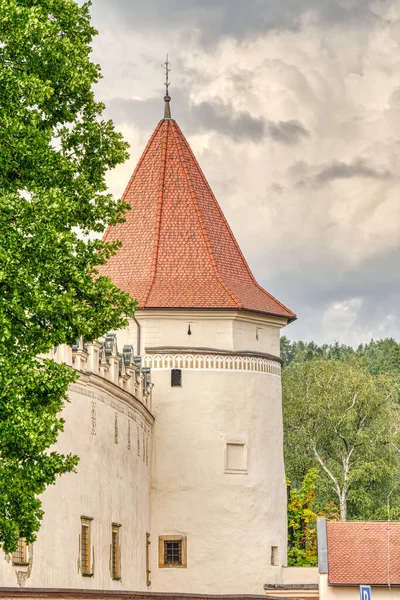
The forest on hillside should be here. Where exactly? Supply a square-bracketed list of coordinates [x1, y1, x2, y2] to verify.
[281, 337, 400, 566]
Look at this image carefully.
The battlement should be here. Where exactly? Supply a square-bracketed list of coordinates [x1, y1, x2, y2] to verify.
[43, 333, 153, 412]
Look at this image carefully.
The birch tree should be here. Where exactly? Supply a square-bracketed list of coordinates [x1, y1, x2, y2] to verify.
[283, 359, 399, 520]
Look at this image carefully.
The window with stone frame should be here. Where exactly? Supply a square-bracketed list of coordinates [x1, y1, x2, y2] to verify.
[12, 538, 28, 566]
[80, 517, 93, 576]
[158, 535, 187, 568]
[111, 524, 121, 580]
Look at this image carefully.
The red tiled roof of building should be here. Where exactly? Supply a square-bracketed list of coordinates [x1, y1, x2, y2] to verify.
[101, 117, 295, 320]
[327, 521, 400, 585]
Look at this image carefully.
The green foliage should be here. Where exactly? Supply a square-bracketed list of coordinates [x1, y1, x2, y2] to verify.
[280, 336, 400, 379]
[0, 0, 136, 552]
[283, 357, 400, 521]
[287, 469, 339, 566]
[287, 469, 319, 566]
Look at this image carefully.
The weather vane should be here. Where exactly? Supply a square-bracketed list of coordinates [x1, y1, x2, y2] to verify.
[161, 54, 172, 119]
[162, 54, 171, 97]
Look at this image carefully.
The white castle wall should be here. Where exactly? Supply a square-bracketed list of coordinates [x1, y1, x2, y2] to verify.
[124, 309, 289, 595]
[117, 309, 286, 356]
[0, 350, 154, 591]
[0, 308, 288, 595]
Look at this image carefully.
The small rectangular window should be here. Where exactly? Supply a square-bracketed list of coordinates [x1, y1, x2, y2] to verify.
[158, 535, 187, 568]
[171, 369, 182, 387]
[165, 540, 181, 564]
[111, 524, 121, 580]
[225, 442, 247, 473]
[271, 546, 279, 566]
[12, 538, 28, 566]
[80, 517, 93, 576]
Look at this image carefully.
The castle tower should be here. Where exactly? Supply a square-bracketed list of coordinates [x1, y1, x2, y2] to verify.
[102, 94, 296, 594]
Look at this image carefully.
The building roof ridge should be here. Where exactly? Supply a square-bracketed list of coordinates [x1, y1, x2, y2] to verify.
[170, 121, 242, 309]
[142, 120, 169, 305]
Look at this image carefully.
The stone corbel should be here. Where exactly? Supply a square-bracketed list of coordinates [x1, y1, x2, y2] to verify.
[98, 355, 110, 380]
[72, 345, 88, 372]
[135, 372, 145, 401]
[108, 354, 120, 384]
[86, 340, 102, 375]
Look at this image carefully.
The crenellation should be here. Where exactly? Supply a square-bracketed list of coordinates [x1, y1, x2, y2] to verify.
[55, 343, 73, 366]
[86, 340, 102, 374]
[44, 334, 155, 409]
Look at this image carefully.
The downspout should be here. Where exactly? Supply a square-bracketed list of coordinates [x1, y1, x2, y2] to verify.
[134, 315, 141, 356]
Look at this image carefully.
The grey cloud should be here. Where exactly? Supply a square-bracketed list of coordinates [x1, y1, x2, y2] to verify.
[315, 159, 392, 184]
[257, 251, 400, 345]
[90, 0, 375, 47]
[105, 96, 165, 132]
[266, 120, 309, 145]
[191, 100, 265, 142]
[106, 93, 309, 145]
[291, 159, 393, 188]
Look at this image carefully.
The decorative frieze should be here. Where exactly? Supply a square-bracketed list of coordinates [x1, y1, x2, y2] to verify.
[142, 353, 281, 376]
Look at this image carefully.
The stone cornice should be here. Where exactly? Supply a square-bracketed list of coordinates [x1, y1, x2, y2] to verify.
[145, 346, 282, 364]
[135, 308, 288, 328]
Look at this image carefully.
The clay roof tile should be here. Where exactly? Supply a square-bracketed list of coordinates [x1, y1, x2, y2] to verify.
[327, 521, 400, 586]
[101, 117, 295, 321]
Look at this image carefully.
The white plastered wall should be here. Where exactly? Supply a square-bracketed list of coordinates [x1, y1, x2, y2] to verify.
[116, 309, 285, 357]
[0, 374, 153, 590]
[140, 309, 288, 595]
[319, 574, 400, 599]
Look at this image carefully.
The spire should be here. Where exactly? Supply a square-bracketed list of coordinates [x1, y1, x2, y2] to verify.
[101, 117, 296, 322]
[162, 54, 171, 119]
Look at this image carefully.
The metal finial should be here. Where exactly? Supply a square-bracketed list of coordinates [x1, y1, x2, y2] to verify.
[161, 54, 171, 119]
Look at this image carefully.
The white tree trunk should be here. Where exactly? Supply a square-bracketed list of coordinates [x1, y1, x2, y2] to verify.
[339, 492, 347, 520]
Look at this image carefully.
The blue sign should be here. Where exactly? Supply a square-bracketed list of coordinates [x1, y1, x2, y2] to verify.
[360, 585, 371, 600]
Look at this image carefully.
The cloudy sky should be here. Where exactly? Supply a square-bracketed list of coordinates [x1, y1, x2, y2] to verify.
[89, 0, 400, 345]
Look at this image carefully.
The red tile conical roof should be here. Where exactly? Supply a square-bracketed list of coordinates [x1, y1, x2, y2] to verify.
[102, 117, 295, 321]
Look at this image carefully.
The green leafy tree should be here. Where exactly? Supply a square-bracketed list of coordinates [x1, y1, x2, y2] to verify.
[288, 469, 339, 566]
[0, 0, 136, 552]
[283, 359, 400, 520]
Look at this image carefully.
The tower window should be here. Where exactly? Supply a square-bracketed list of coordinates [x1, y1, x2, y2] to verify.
[12, 538, 28, 566]
[80, 517, 93, 576]
[171, 369, 182, 387]
[111, 524, 121, 580]
[225, 442, 247, 474]
[158, 535, 187, 568]
[165, 540, 181, 564]
[271, 546, 279, 566]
